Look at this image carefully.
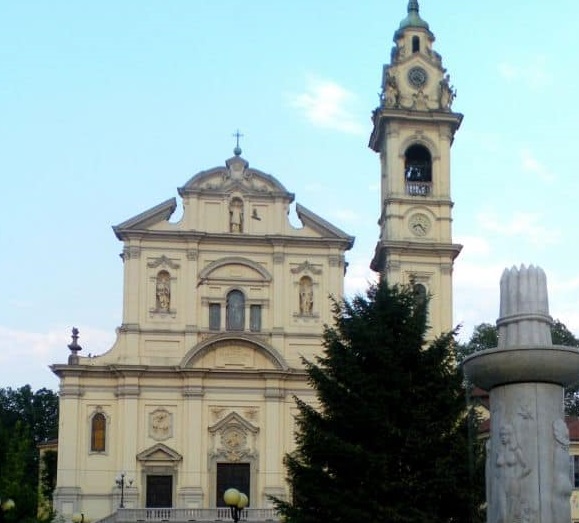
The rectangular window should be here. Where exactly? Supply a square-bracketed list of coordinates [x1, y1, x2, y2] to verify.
[209, 303, 221, 331]
[216, 463, 250, 507]
[250, 305, 262, 332]
[91, 413, 106, 452]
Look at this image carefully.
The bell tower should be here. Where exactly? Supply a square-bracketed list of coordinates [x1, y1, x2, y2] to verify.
[369, 0, 463, 337]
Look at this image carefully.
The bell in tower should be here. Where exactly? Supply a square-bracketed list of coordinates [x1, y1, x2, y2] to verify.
[369, 0, 463, 338]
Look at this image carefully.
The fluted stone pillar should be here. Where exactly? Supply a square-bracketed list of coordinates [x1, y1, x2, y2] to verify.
[463, 265, 579, 523]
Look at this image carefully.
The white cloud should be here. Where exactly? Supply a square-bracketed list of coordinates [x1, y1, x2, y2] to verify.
[288, 77, 365, 135]
[453, 260, 504, 341]
[498, 55, 552, 90]
[520, 147, 554, 182]
[344, 259, 378, 298]
[0, 325, 115, 390]
[455, 234, 492, 257]
[476, 210, 561, 247]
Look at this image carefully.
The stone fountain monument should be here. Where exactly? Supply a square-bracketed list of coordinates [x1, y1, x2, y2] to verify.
[463, 264, 579, 523]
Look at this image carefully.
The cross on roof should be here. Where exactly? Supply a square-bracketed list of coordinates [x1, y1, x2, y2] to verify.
[232, 129, 244, 156]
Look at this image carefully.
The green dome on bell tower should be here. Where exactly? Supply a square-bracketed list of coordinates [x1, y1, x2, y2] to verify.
[396, 0, 430, 37]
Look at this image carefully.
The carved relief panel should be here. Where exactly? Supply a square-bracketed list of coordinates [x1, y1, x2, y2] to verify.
[149, 408, 173, 442]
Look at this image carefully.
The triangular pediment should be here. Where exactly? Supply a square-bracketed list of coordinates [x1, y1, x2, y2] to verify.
[113, 198, 177, 239]
[296, 203, 355, 247]
[136, 443, 182, 463]
[208, 411, 258, 435]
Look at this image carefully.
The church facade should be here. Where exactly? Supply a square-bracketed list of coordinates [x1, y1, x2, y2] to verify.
[51, 151, 354, 520]
[50, 1, 470, 521]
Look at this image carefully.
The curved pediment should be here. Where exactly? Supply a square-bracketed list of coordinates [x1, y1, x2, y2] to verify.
[198, 257, 272, 285]
[178, 155, 294, 202]
[181, 334, 288, 371]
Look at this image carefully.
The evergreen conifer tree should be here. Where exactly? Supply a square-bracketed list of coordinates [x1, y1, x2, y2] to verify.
[274, 280, 485, 523]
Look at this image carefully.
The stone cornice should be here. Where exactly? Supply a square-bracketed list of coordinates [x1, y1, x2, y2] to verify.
[109, 229, 354, 251]
[369, 108, 463, 151]
[376, 239, 463, 260]
[51, 363, 307, 382]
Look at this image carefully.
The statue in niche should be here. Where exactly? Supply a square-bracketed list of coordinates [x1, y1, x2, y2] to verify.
[156, 270, 171, 311]
[439, 74, 456, 111]
[552, 418, 572, 522]
[494, 422, 531, 523]
[299, 276, 313, 315]
[229, 198, 244, 233]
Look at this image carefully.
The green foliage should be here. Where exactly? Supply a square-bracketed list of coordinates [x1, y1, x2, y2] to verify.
[551, 319, 579, 347]
[40, 451, 58, 501]
[273, 280, 485, 523]
[458, 320, 579, 415]
[455, 323, 498, 364]
[0, 386, 59, 523]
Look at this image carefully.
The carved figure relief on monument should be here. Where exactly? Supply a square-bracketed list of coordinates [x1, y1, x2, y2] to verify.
[494, 422, 532, 523]
[552, 419, 573, 522]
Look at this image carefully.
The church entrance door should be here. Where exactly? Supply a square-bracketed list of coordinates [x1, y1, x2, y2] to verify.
[216, 463, 250, 506]
[146, 475, 173, 507]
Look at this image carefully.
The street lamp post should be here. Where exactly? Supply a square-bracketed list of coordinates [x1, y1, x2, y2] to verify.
[0, 499, 15, 523]
[223, 488, 248, 523]
[115, 472, 133, 509]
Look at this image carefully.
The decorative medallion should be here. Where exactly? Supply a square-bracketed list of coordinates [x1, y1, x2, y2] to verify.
[222, 427, 247, 450]
[407, 66, 428, 88]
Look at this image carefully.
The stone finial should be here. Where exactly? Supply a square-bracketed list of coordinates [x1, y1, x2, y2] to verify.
[67, 327, 82, 365]
[496, 264, 552, 349]
[408, 0, 419, 14]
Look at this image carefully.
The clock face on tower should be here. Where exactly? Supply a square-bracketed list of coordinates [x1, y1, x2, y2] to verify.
[407, 66, 428, 88]
[409, 213, 431, 237]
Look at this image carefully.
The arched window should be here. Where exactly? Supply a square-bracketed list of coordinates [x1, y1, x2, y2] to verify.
[226, 290, 245, 331]
[405, 145, 432, 196]
[412, 36, 420, 53]
[413, 283, 427, 305]
[156, 270, 171, 311]
[91, 412, 106, 452]
[299, 276, 314, 315]
[405, 144, 432, 182]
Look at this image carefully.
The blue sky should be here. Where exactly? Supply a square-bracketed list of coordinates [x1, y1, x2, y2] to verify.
[2, 1, 578, 390]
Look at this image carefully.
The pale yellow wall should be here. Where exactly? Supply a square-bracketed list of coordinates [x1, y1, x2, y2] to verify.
[52, 155, 352, 520]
